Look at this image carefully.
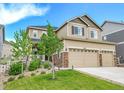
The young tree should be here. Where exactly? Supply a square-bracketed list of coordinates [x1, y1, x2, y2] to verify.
[38, 34, 47, 56]
[38, 23, 63, 79]
[46, 24, 63, 61]
[12, 30, 32, 74]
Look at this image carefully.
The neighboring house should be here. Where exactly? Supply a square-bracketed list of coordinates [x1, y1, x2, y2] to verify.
[0, 25, 5, 57]
[27, 26, 58, 61]
[101, 21, 124, 64]
[27, 26, 57, 42]
[1, 41, 12, 58]
[27, 15, 116, 68]
[0, 24, 12, 58]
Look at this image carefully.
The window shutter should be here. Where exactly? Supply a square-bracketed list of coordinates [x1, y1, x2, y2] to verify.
[82, 28, 84, 36]
[72, 26, 74, 35]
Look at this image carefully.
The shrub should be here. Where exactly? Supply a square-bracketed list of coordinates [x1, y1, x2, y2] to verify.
[28, 59, 41, 71]
[3, 81, 7, 85]
[31, 73, 35, 76]
[8, 77, 15, 82]
[8, 62, 25, 75]
[43, 62, 51, 69]
[41, 71, 46, 74]
[18, 75, 24, 79]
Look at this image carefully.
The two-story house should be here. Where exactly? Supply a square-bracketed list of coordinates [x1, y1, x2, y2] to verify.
[54, 15, 116, 67]
[102, 21, 124, 64]
[27, 15, 116, 68]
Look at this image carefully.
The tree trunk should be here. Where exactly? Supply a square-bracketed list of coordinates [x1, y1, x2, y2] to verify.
[25, 55, 29, 71]
[52, 63, 55, 79]
[48, 55, 55, 80]
[21, 62, 23, 75]
[26, 56, 29, 65]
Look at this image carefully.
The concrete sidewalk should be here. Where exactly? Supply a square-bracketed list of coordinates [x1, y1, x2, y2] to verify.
[75, 67, 124, 86]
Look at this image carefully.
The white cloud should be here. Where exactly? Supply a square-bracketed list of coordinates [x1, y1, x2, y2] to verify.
[0, 4, 50, 25]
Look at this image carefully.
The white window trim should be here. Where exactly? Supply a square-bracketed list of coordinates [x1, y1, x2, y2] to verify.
[32, 30, 38, 38]
[72, 25, 84, 36]
[91, 30, 98, 39]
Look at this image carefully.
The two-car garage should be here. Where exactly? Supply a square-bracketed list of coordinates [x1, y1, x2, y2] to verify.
[68, 48, 115, 68]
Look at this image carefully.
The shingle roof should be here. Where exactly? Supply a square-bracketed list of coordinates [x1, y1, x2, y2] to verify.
[101, 20, 124, 27]
[28, 25, 58, 30]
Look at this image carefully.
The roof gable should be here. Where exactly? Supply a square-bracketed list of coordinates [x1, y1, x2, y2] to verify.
[70, 17, 89, 26]
[81, 15, 102, 31]
[56, 15, 103, 32]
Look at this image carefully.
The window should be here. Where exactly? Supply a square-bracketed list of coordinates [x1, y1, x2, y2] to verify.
[91, 31, 98, 39]
[42, 31, 47, 35]
[33, 30, 38, 38]
[103, 36, 107, 40]
[72, 26, 84, 36]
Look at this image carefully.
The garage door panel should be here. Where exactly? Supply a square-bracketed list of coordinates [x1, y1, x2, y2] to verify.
[102, 53, 113, 67]
[84, 52, 98, 67]
[69, 50, 84, 67]
[69, 49, 98, 67]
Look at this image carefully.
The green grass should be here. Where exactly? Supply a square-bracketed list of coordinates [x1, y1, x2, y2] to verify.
[4, 69, 124, 90]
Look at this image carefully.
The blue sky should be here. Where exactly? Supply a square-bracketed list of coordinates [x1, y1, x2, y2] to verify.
[1, 3, 124, 41]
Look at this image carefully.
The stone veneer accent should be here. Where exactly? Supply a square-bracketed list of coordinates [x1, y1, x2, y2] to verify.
[52, 52, 68, 68]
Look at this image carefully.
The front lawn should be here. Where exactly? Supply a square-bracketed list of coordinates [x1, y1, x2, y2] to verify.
[4, 69, 124, 90]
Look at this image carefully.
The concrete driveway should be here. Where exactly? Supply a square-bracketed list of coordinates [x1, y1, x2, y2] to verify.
[75, 67, 124, 86]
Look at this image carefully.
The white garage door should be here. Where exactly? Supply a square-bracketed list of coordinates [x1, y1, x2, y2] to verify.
[69, 49, 98, 67]
[102, 52, 114, 67]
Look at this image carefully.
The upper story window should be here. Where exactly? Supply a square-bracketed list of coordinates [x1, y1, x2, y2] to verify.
[42, 31, 47, 35]
[72, 26, 84, 36]
[91, 30, 98, 39]
[33, 30, 38, 38]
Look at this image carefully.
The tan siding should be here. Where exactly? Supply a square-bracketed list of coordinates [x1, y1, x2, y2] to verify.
[56, 24, 67, 39]
[64, 40, 115, 50]
[70, 18, 88, 25]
